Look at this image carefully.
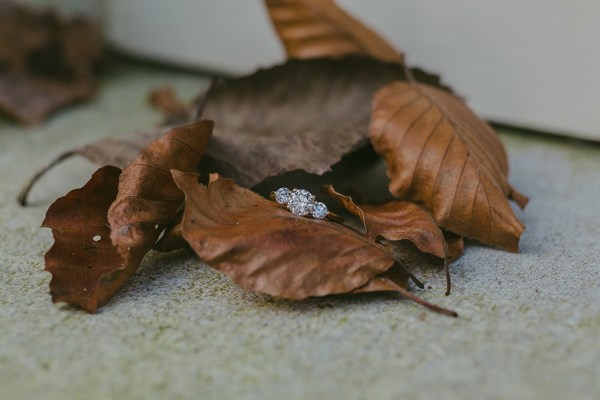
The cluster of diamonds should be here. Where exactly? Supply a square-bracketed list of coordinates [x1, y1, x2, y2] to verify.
[273, 187, 328, 220]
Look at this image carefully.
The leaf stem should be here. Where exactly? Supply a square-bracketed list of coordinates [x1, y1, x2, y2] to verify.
[396, 286, 458, 317]
[18, 150, 78, 206]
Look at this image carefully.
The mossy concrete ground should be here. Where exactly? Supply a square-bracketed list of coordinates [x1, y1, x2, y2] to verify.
[1, 64, 599, 400]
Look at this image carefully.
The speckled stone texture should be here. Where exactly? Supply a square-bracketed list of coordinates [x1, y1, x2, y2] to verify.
[1, 64, 599, 400]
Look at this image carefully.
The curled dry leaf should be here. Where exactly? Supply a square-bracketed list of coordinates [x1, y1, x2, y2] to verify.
[172, 171, 457, 316]
[0, 1, 101, 124]
[108, 120, 213, 257]
[370, 81, 528, 252]
[42, 166, 145, 313]
[324, 183, 455, 294]
[264, 0, 403, 63]
[324, 184, 447, 259]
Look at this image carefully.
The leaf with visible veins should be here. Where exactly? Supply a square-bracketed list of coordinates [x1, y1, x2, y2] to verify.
[369, 81, 528, 251]
[202, 57, 450, 187]
[264, 0, 403, 63]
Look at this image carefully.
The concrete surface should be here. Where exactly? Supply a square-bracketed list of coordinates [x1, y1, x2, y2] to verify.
[1, 63, 599, 400]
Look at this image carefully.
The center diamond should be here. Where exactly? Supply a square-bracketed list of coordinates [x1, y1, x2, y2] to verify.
[287, 189, 315, 216]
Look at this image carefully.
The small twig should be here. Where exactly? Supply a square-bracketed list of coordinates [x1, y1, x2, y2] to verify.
[18, 150, 78, 206]
[395, 286, 458, 317]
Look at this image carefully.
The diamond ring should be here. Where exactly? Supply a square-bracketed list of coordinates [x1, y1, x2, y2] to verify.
[271, 187, 331, 220]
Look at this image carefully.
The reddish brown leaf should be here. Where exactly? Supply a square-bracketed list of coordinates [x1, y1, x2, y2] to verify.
[173, 171, 399, 299]
[264, 0, 403, 63]
[108, 120, 213, 257]
[324, 184, 446, 259]
[0, 1, 101, 124]
[42, 166, 145, 313]
[172, 171, 457, 316]
[369, 81, 528, 252]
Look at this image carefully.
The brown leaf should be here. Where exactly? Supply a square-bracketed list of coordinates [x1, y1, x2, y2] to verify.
[173, 171, 398, 298]
[202, 57, 447, 187]
[0, 1, 101, 124]
[42, 166, 145, 313]
[324, 184, 446, 259]
[264, 0, 403, 63]
[369, 81, 528, 251]
[172, 171, 457, 316]
[108, 120, 213, 257]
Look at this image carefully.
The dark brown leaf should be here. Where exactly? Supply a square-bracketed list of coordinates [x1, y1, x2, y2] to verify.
[42, 166, 145, 313]
[108, 120, 213, 257]
[264, 0, 403, 63]
[202, 57, 448, 187]
[324, 184, 446, 259]
[0, 1, 101, 124]
[370, 81, 528, 251]
[172, 171, 457, 316]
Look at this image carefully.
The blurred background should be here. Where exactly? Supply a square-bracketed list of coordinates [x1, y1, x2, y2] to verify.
[9, 0, 600, 141]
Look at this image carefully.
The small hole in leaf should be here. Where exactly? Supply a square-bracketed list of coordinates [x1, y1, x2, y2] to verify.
[92, 235, 101, 242]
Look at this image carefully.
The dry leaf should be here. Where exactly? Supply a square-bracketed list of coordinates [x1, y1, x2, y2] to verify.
[202, 57, 448, 187]
[42, 166, 145, 313]
[172, 171, 457, 316]
[108, 120, 213, 257]
[173, 171, 397, 298]
[264, 0, 403, 63]
[370, 81, 528, 251]
[324, 184, 446, 259]
[0, 1, 101, 124]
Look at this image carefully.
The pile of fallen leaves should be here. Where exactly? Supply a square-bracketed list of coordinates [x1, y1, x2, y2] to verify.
[24, 0, 527, 316]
